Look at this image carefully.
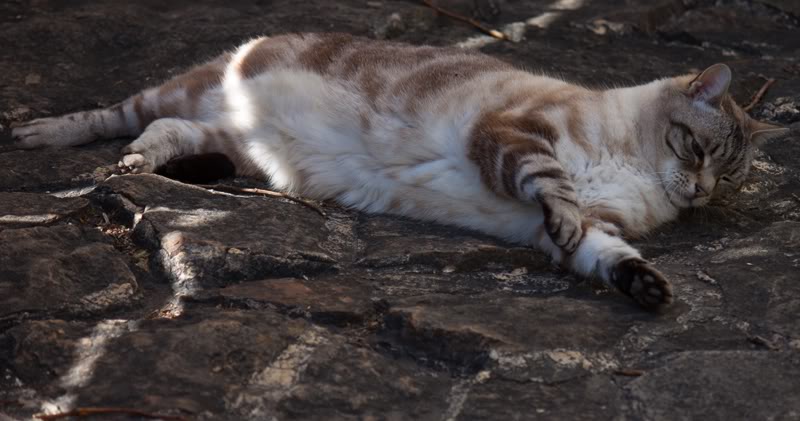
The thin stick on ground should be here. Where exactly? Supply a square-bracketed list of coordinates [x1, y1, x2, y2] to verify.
[0, 399, 23, 407]
[743, 77, 776, 112]
[36, 407, 189, 421]
[421, 0, 507, 40]
[196, 184, 327, 217]
[613, 369, 645, 377]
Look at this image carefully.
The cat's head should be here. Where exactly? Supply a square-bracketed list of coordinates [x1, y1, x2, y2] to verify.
[652, 64, 789, 208]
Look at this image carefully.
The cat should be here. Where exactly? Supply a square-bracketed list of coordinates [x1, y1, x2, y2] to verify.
[11, 33, 789, 310]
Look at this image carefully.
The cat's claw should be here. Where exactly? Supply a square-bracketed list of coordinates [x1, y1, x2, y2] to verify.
[612, 258, 673, 310]
[543, 201, 583, 253]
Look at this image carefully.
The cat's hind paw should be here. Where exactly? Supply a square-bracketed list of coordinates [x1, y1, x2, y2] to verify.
[118, 151, 156, 174]
[10, 119, 54, 149]
[11, 116, 93, 148]
[612, 258, 673, 310]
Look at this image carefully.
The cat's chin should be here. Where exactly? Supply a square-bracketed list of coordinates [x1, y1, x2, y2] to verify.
[664, 190, 698, 209]
[667, 194, 711, 209]
[689, 197, 712, 208]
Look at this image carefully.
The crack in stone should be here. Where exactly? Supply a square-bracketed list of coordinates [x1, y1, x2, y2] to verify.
[441, 370, 492, 421]
[37, 319, 138, 417]
[226, 326, 329, 418]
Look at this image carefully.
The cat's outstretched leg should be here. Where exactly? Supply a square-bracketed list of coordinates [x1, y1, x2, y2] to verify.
[118, 118, 240, 174]
[11, 52, 230, 149]
[538, 225, 673, 309]
[11, 103, 139, 148]
[470, 113, 582, 252]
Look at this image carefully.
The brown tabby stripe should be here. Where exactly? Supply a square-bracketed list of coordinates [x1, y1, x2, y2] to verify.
[160, 52, 231, 98]
[518, 168, 568, 191]
[338, 45, 406, 77]
[110, 103, 126, 122]
[297, 34, 355, 74]
[586, 207, 626, 231]
[229, 34, 510, 114]
[500, 148, 524, 196]
[470, 112, 564, 198]
[132, 94, 156, 130]
[392, 58, 508, 103]
[500, 148, 559, 197]
[565, 110, 592, 153]
[503, 114, 558, 145]
[238, 38, 288, 78]
[468, 132, 502, 189]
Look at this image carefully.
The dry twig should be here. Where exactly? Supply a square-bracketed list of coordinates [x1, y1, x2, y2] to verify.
[613, 369, 645, 377]
[196, 184, 327, 217]
[747, 335, 778, 350]
[0, 399, 23, 407]
[36, 407, 189, 421]
[421, 0, 506, 40]
[743, 77, 776, 112]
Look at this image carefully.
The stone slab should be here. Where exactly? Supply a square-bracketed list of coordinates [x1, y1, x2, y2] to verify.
[0, 192, 89, 229]
[0, 225, 138, 318]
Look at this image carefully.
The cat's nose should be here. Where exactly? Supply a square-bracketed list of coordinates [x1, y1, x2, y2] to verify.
[694, 183, 709, 198]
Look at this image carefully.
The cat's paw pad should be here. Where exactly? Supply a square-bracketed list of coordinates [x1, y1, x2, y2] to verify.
[543, 201, 582, 253]
[118, 153, 155, 174]
[612, 259, 673, 310]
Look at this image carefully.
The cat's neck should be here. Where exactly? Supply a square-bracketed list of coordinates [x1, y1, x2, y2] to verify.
[594, 79, 671, 162]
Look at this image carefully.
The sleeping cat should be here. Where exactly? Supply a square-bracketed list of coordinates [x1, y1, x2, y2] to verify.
[11, 33, 789, 309]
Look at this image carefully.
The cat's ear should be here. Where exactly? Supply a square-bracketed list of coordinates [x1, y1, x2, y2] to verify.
[748, 119, 791, 147]
[687, 63, 731, 107]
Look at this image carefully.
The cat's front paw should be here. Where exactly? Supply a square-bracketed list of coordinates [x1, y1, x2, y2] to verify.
[612, 258, 673, 310]
[542, 198, 583, 253]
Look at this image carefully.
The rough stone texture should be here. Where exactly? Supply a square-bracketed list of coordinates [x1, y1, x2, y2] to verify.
[0, 141, 127, 193]
[96, 174, 346, 288]
[0, 226, 139, 320]
[70, 306, 453, 420]
[0, 192, 89, 228]
[704, 222, 800, 339]
[1, 0, 800, 420]
[1, 320, 96, 396]
[356, 214, 548, 272]
[626, 351, 800, 420]
[459, 375, 622, 421]
[190, 275, 378, 326]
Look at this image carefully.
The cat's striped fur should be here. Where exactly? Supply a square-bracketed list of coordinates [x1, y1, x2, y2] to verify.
[12, 33, 788, 309]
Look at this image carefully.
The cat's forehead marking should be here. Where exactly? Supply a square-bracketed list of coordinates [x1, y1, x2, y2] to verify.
[720, 122, 749, 171]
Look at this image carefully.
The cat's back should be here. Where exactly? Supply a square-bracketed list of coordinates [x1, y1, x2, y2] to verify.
[234, 33, 509, 76]
[226, 33, 517, 106]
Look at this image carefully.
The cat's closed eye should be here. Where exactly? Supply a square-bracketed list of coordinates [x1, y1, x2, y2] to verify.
[666, 123, 693, 162]
[690, 137, 704, 160]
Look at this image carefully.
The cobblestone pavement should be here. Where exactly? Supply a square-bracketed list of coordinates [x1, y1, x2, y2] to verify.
[1, 1, 799, 420]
